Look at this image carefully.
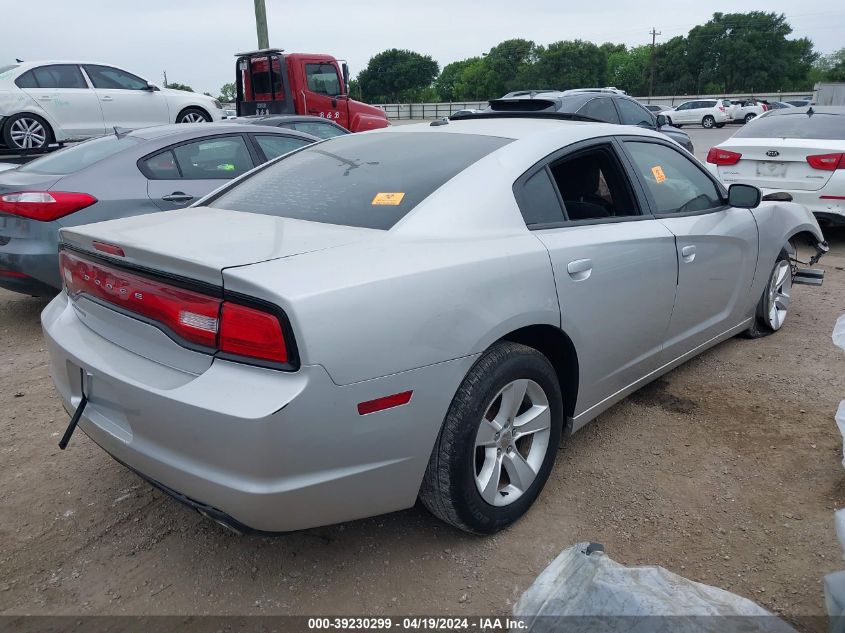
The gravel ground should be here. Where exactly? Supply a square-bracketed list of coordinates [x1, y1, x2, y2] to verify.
[1, 227, 843, 629]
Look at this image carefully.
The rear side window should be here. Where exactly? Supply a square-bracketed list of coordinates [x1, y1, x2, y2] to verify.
[734, 112, 845, 140]
[577, 98, 620, 124]
[254, 134, 311, 160]
[18, 135, 140, 175]
[141, 151, 180, 179]
[209, 132, 512, 230]
[517, 169, 565, 226]
[23, 65, 88, 89]
[701, 100, 717, 108]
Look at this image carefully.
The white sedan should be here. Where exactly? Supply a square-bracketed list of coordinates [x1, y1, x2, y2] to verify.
[0, 61, 223, 151]
[706, 106, 845, 228]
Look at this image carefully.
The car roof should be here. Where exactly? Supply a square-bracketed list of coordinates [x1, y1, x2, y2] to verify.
[762, 105, 845, 117]
[126, 123, 320, 142]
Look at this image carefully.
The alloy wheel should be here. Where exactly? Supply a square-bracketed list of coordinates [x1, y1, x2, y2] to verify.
[179, 112, 207, 123]
[765, 260, 791, 331]
[473, 379, 552, 507]
[9, 117, 47, 149]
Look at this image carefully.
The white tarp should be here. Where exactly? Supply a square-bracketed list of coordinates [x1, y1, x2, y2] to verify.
[513, 543, 795, 633]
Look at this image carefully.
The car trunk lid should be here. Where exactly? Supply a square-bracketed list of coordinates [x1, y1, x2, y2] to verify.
[715, 138, 842, 191]
[59, 206, 378, 286]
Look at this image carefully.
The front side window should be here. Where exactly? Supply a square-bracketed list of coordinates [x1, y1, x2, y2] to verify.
[305, 63, 342, 96]
[83, 65, 148, 90]
[616, 98, 653, 127]
[292, 121, 347, 139]
[624, 141, 722, 215]
[549, 146, 638, 221]
[170, 136, 254, 179]
[209, 132, 511, 230]
[675, 102, 691, 111]
[577, 98, 620, 124]
[254, 134, 311, 160]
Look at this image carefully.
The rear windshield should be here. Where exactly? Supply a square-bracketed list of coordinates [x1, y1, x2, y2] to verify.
[18, 135, 141, 175]
[208, 132, 512, 229]
[0, 65, 18, 80]
[734, 112, 845, 140]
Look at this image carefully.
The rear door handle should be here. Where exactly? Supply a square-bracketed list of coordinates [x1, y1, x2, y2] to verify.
[37, 96, 52, 101]
[100, 96, 113, 101]
[161, 192, 194, 203]
[567, 258, 592, 281]
[681, 245, 696, 263]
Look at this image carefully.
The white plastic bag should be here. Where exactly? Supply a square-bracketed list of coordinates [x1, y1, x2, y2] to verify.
[513, 543, 795, 633]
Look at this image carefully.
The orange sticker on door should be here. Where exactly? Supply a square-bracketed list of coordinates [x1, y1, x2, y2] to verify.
[372, 192, 406, 206]
[651, 165, 666, 183]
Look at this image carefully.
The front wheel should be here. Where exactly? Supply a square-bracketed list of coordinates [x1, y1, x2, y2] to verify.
[701, 115, 715, 129]
[743, 251, 792, 338]
[419, 341, 563, 534]
[176, 107, 211, 123]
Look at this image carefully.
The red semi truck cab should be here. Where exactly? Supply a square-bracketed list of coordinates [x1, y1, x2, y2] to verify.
[235, 49, 389, 132]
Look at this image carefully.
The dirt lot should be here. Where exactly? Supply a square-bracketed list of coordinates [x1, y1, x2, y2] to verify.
[1, 228, 844, 629]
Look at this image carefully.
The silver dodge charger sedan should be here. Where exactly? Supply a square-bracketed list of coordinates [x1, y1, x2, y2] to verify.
[42, 116, 828, 534]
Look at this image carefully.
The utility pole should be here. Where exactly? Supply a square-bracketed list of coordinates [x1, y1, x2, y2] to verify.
[162, 70, 168, 88]
[254, 0, 269, 49]
[649, 27, 661, 98]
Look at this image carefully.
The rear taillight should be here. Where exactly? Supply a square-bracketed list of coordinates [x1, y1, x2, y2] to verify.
[806, 153, 845, 171]
[59, 250, 292, 367]
[0, 192, 97, 221]
[707, 147, 742, 166]
[719, 106, 725, 112]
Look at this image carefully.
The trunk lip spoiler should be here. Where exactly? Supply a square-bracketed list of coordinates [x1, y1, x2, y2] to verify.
[58, 244, 301, 372]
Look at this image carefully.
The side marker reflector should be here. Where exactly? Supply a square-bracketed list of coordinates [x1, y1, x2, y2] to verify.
[357, 391, 413, 416]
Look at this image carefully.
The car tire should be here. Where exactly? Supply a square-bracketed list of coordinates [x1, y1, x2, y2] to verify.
[742, 249, 792, 339]
[419, 341, 564, 534]
[701, 115, 715, 129]
[744, 113, 756, 124]
[176, 107, 211, 123]
[2, 113, 53, 152]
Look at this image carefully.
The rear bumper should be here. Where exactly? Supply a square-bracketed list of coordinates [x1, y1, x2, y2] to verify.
[42, 293, 473, 532]
[759, 188, 845, 225]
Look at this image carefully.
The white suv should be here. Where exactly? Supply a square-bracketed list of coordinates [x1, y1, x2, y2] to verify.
[0, 61, 223, 151]
[659, 99, 729, 129]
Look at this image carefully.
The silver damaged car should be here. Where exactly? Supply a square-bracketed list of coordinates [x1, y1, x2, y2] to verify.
[42, 116, 828, 534]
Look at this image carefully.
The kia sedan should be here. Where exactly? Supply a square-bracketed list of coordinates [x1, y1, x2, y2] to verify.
[0, 123, 318, 295]
[43, 117, 827, 535]
[706, 106, 845, 227]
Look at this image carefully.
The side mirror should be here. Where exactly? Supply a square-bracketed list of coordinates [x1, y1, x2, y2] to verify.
[656, 114, 668, 127]
[143, 82, 159, 92]
[728, 183, 762, 209]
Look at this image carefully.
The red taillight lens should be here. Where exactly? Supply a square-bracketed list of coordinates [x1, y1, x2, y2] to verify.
[219, 302, 288, 363]
[0, 192, 96, 221]
[59, 250, 292, 366]
[60, 250, 221, 347]
[707, 147, 742, 166]
[806, 153, 845, 171]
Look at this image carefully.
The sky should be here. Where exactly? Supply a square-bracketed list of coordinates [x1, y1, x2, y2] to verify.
[4, 1, 844, 96]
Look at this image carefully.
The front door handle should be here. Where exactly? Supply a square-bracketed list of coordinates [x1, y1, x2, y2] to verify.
[567, 258, 593, 281]
[681, 245, 696, 263]
[161, 192, 194, 203]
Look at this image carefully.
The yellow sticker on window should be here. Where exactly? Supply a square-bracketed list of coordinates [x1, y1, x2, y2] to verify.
[651, 165, 666, 183]
[372, 192, 405, 206]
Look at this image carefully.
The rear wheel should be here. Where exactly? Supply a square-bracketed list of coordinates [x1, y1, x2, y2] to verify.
[744, 113, 756, 124]
[743, 250, 792, 338]
[701, 115, 715, 129]
[2, 113, 52, 151]
[420, 341, 563, 534]
[176, 107, 211, 123]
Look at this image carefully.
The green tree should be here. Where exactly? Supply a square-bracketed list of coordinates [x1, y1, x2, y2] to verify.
[815, 48, 845, 82]
[480, 39, 539, 97]
[165, 82, 193, 92]
[527, 40, 607, 91]
[218, 82, 236, 102]
[606, 46, 650, 95]
[357, 49, 439, 102]
[435, 58, 482, 101]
